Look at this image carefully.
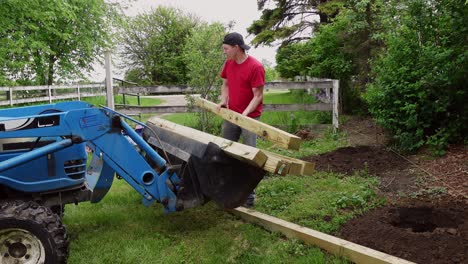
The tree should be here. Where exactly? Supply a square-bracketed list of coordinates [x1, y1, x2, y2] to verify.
[120, 6, 199, 85]
[276, 42, 314, 79]
[274, 1, 376, 113]
[365, 0, 468, 153]
[0, 0, 120, 85]
[262, 60, 280, 82]
[247, 0, 341, 46]
[183, 22, 226, 134]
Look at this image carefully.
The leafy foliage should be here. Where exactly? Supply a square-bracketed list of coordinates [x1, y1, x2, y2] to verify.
[183, 22, 226, 134]
[184, 23, 225, 101]
[263, 60, 280, 82]
[120, 6, 199, 85]
[365, 0, 468, 152]
[0, 0, 120, 85]
[275, 5, 365, 113]
[248, 0, 337, 46]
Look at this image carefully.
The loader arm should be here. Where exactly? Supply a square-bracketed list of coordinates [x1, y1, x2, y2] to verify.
[0, 101, 264, 213]
[0, 102, 182, 213]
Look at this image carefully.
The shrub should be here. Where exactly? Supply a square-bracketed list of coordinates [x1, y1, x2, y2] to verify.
[365, 0, 467, 153]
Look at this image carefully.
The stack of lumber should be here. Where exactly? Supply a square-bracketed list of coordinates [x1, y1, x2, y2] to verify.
[145, 97, 314, 176]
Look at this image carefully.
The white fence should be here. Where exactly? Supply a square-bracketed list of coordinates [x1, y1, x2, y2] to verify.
[0, 83, 107, 106]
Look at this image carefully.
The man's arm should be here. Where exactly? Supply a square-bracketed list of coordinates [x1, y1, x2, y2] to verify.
[242, 86, 264, 116]
[217, 78, 229, 111]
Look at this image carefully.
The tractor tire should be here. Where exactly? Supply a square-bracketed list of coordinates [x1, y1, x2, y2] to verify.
[49, 205, 65, 218]
[0, 200, 69, 264]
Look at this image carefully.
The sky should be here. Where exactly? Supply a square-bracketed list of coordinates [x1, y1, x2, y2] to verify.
[88, 0, 277, 82]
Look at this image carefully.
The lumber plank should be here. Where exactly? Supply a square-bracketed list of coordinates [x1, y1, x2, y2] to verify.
[263, 150, 315, 176]
[232, 207, 415, 264]
[146, 117, 313, 176]
[146, 136, 191, 162]
[148, 117, 315, 176]
[262, 154, 292, 176]
[193, 97, 302, 150]
[147, 117, 267, 168]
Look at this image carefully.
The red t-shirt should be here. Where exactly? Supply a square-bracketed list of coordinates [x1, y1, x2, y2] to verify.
[220, 56, 265, 118]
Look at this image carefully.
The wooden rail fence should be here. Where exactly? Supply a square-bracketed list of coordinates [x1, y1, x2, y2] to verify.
[0, 80, 339, 129]
[116, 80, 340, 129]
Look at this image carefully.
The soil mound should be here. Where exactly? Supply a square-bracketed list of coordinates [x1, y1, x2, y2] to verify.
[305, 146, 405, 176]
[302, 139, 467, 263]
[339, 199, 467, 264]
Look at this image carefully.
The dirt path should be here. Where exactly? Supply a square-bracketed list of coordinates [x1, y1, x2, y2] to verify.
[302, 116, 467, 264]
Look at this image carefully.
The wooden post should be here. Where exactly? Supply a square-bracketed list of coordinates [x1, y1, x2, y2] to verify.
[48, 86, 52, 104]
[77, 84, 81, 101]
[105, 51, 114, 110]
[9, 87, 13, 106]
[332, 79, 339, 131]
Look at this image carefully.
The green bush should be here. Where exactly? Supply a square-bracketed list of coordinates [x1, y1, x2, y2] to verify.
[365, 0, 467, 153]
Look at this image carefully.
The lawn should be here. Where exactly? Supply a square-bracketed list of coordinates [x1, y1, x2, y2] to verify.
[82, 94, 162, 107]
[65, 180, 351, 264]
[61, 90, 382, 263]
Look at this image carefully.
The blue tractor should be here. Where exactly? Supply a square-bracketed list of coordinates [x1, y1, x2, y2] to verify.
[0, 101, 264, 263]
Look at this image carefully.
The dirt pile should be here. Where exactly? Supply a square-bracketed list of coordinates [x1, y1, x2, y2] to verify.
[339, 199, 467, 264]
[301, 120, 467, 264]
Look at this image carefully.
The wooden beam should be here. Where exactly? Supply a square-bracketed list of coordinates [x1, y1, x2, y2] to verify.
[147, 117, 267, 168]
[231, 207, 416, 264]
[262, 154, 292, 176]
[146, 117, 314, 176]
[117, 105, 192, 114]
[193, 97, 302, 150]
[146, 136, 191, 162]
[265, 81, 333, 90]
[263, 150, 315, 176]
[117, 85, 195, 94]
[263, 103, 332, 112]
[116, 104, 332, 115]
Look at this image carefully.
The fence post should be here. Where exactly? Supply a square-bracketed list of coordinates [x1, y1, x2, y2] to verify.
[105, 51, 115, 110]
[48, 86, 52, 104]
[332, 80, 339, 131]
[77, 84, 81, 101]
[9, 87, 13, 106]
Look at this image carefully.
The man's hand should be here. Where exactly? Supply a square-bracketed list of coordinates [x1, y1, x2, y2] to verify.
[217, 102, 227, 112]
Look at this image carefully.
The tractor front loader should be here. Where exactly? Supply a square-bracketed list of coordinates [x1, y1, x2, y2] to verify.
[0, 101, 264, 263]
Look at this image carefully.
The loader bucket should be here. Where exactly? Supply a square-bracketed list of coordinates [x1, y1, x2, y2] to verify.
[176, 142, 265, 209]
[142, 125, 265, 210]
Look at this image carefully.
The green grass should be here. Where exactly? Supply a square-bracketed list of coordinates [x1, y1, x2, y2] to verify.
[256, 174, 384, 234]
[0, 95, 162, 109]
[263, 90, 318, 104]
[257, 129, 349, 159]
[82, 95, 162, 107]
[65, 180, 349, 264]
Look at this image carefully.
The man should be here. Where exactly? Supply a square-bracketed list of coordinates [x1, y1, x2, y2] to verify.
[218, 32, 265, 208]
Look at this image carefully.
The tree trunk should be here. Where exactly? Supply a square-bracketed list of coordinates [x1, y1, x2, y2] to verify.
[47, 55, 55, 86]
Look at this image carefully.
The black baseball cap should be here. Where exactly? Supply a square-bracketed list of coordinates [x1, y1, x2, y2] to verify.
[223, 32, 251, 50]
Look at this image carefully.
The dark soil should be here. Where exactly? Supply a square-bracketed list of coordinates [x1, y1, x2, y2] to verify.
[338, 198, 467, 264]
[301, 116, 468, 264]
